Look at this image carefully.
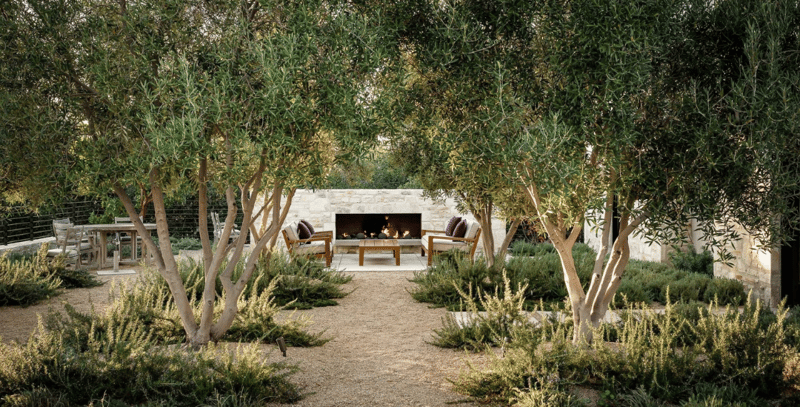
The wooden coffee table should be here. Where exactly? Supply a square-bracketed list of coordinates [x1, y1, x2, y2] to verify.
[359, 239, 400, 266]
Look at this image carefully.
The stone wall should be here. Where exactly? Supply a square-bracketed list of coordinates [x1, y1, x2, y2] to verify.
[264, 189, 506, 255]
[712, 224, 780, 307]
[584, 222, 667, 263]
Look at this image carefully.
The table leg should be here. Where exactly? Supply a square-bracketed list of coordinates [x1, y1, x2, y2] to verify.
[359, 248, 365, 266]
[130, 231, 138, 262]
[395, 248, 400, 266]
[99, 231, 108, 269]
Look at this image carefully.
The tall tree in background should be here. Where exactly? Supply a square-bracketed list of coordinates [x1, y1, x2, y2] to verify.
[0, 0, 395, 346]
[391, 0, 542, 266]
[396, 0, 800, 344]
[514, 0, 800, 344]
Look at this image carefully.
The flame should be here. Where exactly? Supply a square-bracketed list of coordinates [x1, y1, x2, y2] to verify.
[403, 231, 410, 238]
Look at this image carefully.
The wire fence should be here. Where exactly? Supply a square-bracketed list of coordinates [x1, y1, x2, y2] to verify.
[1, 197, 244, 246]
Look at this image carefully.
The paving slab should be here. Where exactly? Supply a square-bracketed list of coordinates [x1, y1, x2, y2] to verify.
[333, 253, 428, 272]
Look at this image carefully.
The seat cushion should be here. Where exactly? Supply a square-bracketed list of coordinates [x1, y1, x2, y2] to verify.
[284, 222, 299, 241]
[294, 241, 327, 255]
[464, 221, 480, 240]
[48, 248, 78, 258]
[421, 235, 469, 252]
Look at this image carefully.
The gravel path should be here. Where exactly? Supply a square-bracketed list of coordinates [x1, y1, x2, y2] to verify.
[0, 268, 483, 406]
[265, 271, 482, 407]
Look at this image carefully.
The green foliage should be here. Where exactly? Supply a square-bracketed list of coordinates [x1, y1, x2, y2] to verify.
[663, 273, 712, 303]
[623, 260, 745, 307]
[323, 152, 420, 189]
[613, 278, 651, 308]
[431, 271, 531, 350]
[510, 242, 557, 257]
[670, 248, 714, 276]
[409, 250, 498, 310]
[704, 278, 747, 306]
[152, 236, 203, 255]
[252, 253, 352, 310]
[0, 315, 301, 405]
[512, 381, 590, 407]
[63, 259, 330, 347]
[0, 248, 60, 307]
[416, 244, 745, 315]
[452, 299, 798, 406]
[0, 245, 101, 307]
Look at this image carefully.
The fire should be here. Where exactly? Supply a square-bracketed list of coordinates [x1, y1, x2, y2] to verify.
[381, 227, 400, 239]
[403, 231, 410, 238]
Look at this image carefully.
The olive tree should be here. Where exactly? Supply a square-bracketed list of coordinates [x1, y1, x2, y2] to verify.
[390, 0, 542, 267]
[1, 0, 393, 346]
[396, 0, 800, 344]
[514, 0, 800, 344]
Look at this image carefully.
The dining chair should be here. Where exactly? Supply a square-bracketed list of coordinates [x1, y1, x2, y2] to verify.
[211, 212, 241, 245]
[49, 223, 98, 268]
[114, 216, 143, 258]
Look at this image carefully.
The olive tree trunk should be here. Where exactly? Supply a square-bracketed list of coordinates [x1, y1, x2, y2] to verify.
[114, 155, 295, 347]
[522, 183, 648, 345]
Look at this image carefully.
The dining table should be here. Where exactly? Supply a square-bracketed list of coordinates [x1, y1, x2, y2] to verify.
[81, 223, 158, 269]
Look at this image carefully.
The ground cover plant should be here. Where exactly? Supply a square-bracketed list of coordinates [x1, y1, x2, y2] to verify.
[0, 245, 101, 307]
[412, 244, 746, 313]
[440, 277, 800, 406]
[132, 255, 334, 347]
[409, 250, 500, 310]
[0, 254, 338, 404]
[0, 314, 301, 406]
[252, 253, 353, 310]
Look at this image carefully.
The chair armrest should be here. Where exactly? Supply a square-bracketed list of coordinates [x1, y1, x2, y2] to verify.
[289, 235, 332, 245]
[426, 234, 475, 243]
[421, 229, 447, 237]
[313, 231, 334, 237]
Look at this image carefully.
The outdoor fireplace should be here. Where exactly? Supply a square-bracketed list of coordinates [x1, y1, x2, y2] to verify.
[336, 213, 421, 239]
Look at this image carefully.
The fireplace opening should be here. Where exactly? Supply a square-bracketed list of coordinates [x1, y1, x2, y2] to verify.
[336, 213, 421, 239]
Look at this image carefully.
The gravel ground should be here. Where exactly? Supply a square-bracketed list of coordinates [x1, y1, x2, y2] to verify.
[0, 266, 484, 407]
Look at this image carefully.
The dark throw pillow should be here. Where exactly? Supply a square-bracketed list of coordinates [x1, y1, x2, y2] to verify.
[445, 216, 462, 236]
[300, 219, 315, 235]
[297, 221, 311, 239]
[452, 219, 467, 238]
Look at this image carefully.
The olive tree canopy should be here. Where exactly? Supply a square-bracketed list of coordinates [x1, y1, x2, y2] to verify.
[1, 0, 397, 346]
[394, 0, 800, 344]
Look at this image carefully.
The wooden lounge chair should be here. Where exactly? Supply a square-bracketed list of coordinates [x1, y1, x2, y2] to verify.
[420, 218, 482, 266]
[281, 221, 332, 267]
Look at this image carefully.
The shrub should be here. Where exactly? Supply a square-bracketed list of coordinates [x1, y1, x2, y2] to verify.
[452, 299, 799, 406]
[409, 250, 497, 310]
[510, 241, 557, 257]
[703, 278, 746, 306]
[0, 246, 61, 307]
[612, 278, 651, 308]
[505, 255, 568, 305]
[61, 259, 330, 348]
[512, 381, 590, 407]
[0, 245, 98, 307]
[669, 247, 714, 276]
[252, 253, 352, 309]
[662, 273, 711, 303]
[0, 316, 302, 405]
